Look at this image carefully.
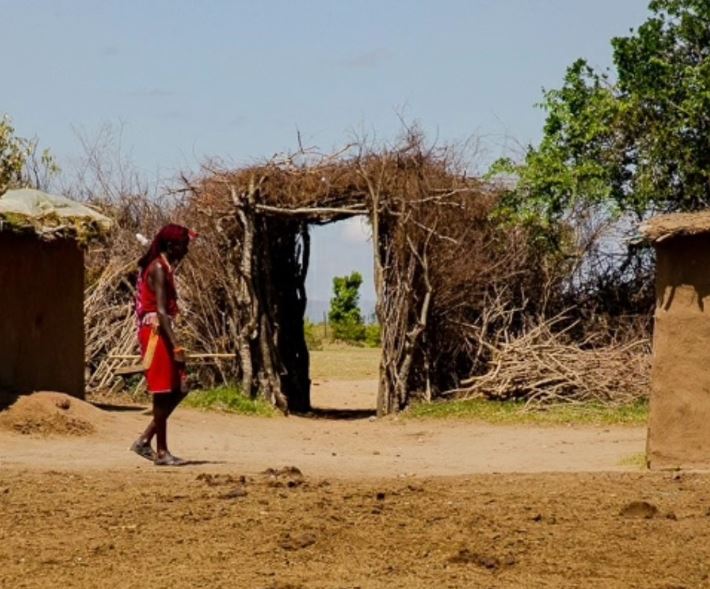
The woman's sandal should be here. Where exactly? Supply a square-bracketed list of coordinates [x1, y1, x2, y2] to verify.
[154, 452, 187, 466]
[130, 439, 156, 461]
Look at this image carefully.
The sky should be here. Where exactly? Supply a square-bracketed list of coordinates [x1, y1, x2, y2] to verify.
[1, 0, 652, 310]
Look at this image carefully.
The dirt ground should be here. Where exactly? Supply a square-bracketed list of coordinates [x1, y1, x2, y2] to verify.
[1, 384, 709, 588]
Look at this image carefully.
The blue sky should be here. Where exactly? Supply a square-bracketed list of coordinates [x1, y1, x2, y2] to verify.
[2, 0, 651, 306]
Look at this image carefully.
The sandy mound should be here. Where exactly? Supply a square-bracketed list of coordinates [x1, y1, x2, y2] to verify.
[0, 392, 106, 437]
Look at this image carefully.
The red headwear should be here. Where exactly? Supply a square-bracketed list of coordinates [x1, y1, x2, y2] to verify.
[138, 224, 198, 271]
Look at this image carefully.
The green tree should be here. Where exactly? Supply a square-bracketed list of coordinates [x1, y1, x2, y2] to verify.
[491, 0, 710, 225]
[328, 271, 366, 343]
[0, 115, 59, 194]
[0, 116, 30, 194]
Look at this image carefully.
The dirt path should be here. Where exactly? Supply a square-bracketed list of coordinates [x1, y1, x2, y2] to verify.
[0, 409, 645, 476]
[311, 378, 378, 412]
[0, 381, 645, 478]
[0, 383, 645, 476]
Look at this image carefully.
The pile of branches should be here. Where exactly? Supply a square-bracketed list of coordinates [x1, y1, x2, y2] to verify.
[83, 194, 170, 393]
[84, 259, 139, 393]
[83, 193, 239, 394]
[450, 316, 651, 406]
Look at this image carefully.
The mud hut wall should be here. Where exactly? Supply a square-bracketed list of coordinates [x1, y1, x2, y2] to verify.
[0, 233, 85, 398]
[648, 234, 710, 469]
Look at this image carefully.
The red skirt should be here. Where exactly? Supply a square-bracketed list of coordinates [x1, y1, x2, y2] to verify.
[138, 325, 185, 394]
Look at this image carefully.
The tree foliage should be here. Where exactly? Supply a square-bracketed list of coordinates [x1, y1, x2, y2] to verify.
[491, 0, 710, 224]
[328, 271, 366, 343]
[0, 116, 30, 194]
[0, 115, 59, 194]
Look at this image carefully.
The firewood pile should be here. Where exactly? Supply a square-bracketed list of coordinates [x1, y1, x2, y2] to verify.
[82, 194, 239, 394]
[84, 260, 139, 393]
[451, 317, 651, 406]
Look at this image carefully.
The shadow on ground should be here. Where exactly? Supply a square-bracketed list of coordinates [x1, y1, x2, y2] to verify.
[299, 407, 377, 420]
[91, 402, 147, 413]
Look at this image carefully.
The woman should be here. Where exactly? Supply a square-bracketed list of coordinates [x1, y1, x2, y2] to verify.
[130, 224, 197, 466]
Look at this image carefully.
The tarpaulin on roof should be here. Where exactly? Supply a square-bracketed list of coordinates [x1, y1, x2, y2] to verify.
[0, 188, 112, 243]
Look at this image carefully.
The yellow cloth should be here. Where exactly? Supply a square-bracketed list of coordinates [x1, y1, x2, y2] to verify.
[142, 326, 160, 370]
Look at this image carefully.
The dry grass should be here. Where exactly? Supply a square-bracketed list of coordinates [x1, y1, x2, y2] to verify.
[309, 342, 381, 380]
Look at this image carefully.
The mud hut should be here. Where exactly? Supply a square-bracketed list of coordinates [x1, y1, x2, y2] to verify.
[0, 188, 111, 399]
[640, 211, 710, 469]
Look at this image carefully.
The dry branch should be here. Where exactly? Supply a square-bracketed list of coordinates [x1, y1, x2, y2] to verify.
[447, 317, 651, 406]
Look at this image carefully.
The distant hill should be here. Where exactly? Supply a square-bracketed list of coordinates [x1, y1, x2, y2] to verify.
[305, 299, 377, 323]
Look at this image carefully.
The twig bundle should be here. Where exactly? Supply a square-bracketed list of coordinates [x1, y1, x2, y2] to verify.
[450, 317, 651, 406]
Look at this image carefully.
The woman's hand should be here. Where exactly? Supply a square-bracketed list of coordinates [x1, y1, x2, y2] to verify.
[173, 347, 187, 365]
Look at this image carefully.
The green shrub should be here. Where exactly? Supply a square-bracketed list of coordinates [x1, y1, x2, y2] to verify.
[364, 323, 381, 347]
[304, 319, 324, 350]
[331, 318, 366, 344]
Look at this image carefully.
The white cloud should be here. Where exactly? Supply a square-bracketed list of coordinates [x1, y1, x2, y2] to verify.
[342, 216, 371, 243]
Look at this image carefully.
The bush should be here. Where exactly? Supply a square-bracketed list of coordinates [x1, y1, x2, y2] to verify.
[304, 319, 324, 350]
[331, 318, 367, 344]
[365, 323, 381, 347]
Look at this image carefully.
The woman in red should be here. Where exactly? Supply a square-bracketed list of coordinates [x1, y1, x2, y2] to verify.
[130, 224, 196, 466]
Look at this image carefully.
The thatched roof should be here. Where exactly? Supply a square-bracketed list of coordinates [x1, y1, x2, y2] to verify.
[0, 189, 112, 243]
[638, 211, 710, 244]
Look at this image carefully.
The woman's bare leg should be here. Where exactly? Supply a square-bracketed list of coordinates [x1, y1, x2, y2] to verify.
[139, 390, 187, 444]
[153, 393, 174, 457]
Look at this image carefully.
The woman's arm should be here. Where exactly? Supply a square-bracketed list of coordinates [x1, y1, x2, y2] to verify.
[148, 263, 185, 363]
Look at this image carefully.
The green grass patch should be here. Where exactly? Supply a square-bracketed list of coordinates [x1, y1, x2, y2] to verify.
[406, 398, 649, 426]
[183, 386, 277, 417]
